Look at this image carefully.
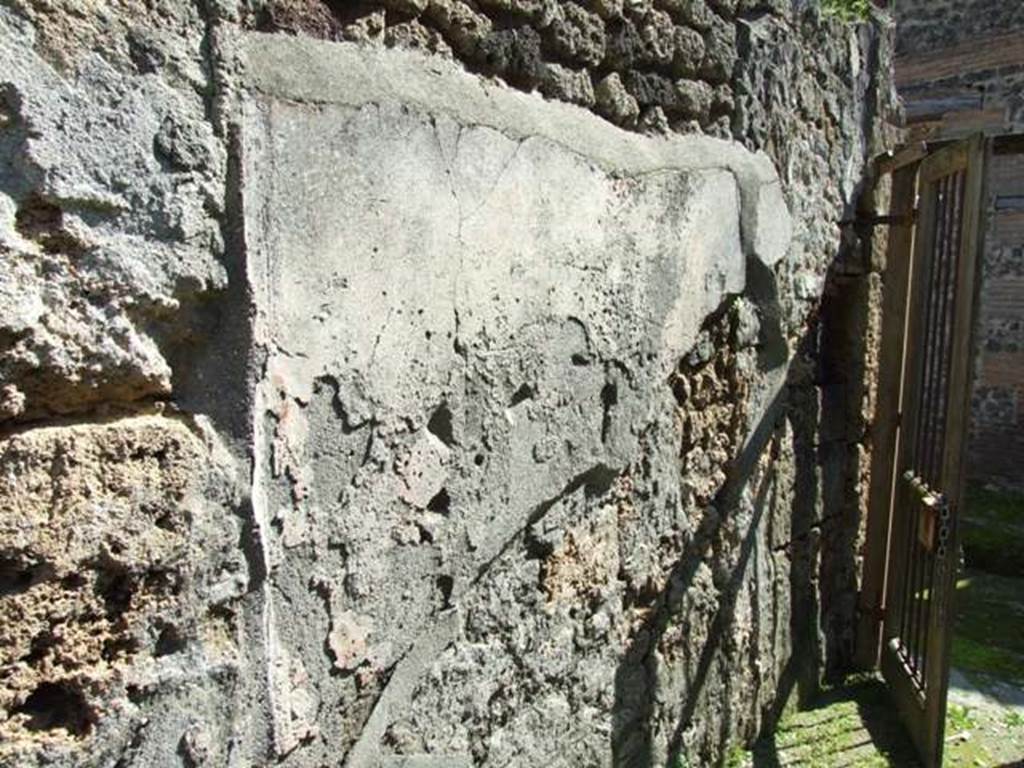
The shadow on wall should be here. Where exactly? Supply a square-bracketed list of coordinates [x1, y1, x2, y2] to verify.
[610, 251, 873, 766]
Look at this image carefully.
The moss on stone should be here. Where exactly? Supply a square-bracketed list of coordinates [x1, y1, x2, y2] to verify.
[822, 0, 873, 22]
[745, 676, 920, 767]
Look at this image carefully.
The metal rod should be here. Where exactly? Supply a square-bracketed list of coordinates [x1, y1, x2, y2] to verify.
[922, 170, 967, 685]
[900, 179, 944, 651]
[903, 179, 947, 664]
[910, 176, 951, 680]
[930, 171, 963, 485]
[925, 174, 954, 486]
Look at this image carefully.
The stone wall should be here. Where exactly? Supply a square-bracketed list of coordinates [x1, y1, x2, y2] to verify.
[968, 147, 1024, 490]
[895, 0, 1024, 55]
[894, 0, 1024, 138]
[0, 2, 896, 766]
[894, 0, 1024, 490]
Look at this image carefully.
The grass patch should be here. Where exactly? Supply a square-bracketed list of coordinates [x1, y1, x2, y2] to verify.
[749, 671, 1024, 767]
[946, 703, 977, 735]
[951, 635, 1024, 686]
[749, 676, 919, 767]
[822, 0, 872, 21]
[962, 484, 1024, 577]
[952, 570, 1024, 685]
[724, 745, 746, 768]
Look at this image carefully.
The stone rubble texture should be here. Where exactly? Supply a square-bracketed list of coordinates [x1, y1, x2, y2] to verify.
[895, 0, 1024, 55]
[0, 0, 898, 766]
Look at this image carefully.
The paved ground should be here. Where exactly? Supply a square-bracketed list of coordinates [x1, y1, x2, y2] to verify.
[738, 671, 1024, 767]
[945, 488, 1024, 766]
[945, 668, 1024, 767]
[739, 484, 1024, 768]
[741, 675, 921, 767]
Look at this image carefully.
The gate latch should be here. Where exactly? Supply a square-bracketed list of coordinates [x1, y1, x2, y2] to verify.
[903, 471, 948, 552]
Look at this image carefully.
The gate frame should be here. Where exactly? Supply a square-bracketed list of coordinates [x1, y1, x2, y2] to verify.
[856, 133, 989, 767]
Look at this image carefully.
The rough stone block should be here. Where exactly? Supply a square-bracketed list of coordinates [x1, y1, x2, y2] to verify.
[0, 6, 225, 424]
[0, 415, 244, 766]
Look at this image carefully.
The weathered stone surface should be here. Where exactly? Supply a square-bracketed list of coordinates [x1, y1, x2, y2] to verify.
[0, 415, 244, 767]
[896, 0, 1024, 56]
[240, 36, 790, 765]
[698, 12, 737, 83]
[539, 62, 596, 107]
[671, 24, 705, 77]
[595, 71, 641, 127]
[544, 1, 606, 66]
[673, 78, 713, 120]
[0, 3, 250, 765]
[384, 19, 454, 56]
[0, 0, 897, 766]
[656, 0, 715, 31]
[424, 0, 494, 57]
[0, 5, 226, 424]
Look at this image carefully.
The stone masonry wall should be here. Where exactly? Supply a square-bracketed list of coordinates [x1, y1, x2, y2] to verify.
[0, 2, 896, 767]
[968, 148, 1024, 491]
[895, 0, 1024, 490]
[895, 0, 1024, 138]
[895, 0, 1024, 55]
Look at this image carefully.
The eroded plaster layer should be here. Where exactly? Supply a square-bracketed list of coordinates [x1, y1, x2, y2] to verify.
[240, 36, 790, 767]
[0, 2, 897, 765]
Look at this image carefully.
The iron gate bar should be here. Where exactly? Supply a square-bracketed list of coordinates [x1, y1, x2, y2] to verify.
[901, 173, 948, 687]
[874, 134, 987, 768]
[929, 172, 954, 482]
[913, 173, 951, 682]
[887, 161, 936, 694]
[887, 142, 947, 730]
[931, 172, 964, 483]
[924, 176, 950, 482]
[909, 220, 936, 678]
[932, 135, 987, 758]
[928, 169, 960, 682]
[856, 160, 921, 671]
[906, 164, 967, 691]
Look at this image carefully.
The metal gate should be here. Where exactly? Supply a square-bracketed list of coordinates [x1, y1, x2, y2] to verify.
[859, 135, 987, 767]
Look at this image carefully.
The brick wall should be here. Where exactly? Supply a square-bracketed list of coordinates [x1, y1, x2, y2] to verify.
[895, 0, 1024, 56]
[896, 1, 1024, 489]
[895, 0, 1024, 142]
[969, 147, 1024, 488]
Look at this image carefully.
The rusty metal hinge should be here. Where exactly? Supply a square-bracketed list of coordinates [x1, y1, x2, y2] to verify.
[839, 210, 918, 228]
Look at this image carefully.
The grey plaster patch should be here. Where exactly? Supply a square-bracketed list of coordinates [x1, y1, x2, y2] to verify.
[237, 32, 792, 269]
[236, 34, 791, 766]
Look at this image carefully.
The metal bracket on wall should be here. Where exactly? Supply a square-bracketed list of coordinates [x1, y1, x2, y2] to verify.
[839, 210, 919, 228]
[877, 142, 929, 175]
